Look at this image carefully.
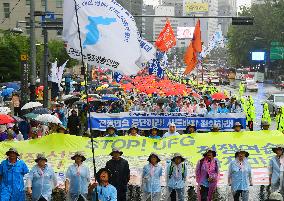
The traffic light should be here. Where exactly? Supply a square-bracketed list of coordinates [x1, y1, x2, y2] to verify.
[232, 17, 254, 25]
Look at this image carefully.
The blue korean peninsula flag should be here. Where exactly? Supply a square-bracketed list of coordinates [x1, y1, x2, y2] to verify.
[63, 0, 155, 75]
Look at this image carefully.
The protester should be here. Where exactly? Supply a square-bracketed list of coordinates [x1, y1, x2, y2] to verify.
[185, 124, 196, 134]
[166, 153, 188, 201]
[217, 102, 229, 114]
[128, 126, 140, 136]
[89, 168, 117, 201]
[196, 103, 208, 115]
[211, 124, 220, 132]
[233, 122, 243, 132]
[148, 127, 161, 139]
[27, 154, 57, 201]
[11, 93, 20, 116]
[228, 149, 252, 201]
[106, 148, 130, 201]
[142, 153, 163, 201]
[163, 123, 180, 138]
[105, 125, 118, 137]
[196, 149, 219, 201]
[269, 145, 284, 193]
[67, 110, 81, 136]
[65, 151, 90, 201]
[0, 148, 29, 201]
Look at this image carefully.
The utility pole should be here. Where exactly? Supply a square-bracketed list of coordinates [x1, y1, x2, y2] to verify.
[43, 0, 49, 107]
[29, 0, 36, 101]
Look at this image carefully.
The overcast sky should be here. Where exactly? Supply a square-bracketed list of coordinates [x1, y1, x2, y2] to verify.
[144, 0, 252, 10]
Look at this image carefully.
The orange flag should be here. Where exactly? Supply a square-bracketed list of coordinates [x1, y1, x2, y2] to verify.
[155, 20, 176, 52]
[184, 43, 197, 75]
[192, 19, 202, 52]
[183, 19, 202, 75]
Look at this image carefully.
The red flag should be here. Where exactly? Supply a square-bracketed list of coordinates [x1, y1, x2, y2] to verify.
[192, 19, 202, 52]
[183, 20, 202, 75]
[183, 43, 197, 75]
[155, 20, 176, 52]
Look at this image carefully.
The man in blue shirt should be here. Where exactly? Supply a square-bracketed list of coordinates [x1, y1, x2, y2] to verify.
[0, 148, 29, 201]
[27, 154, 57, 201]
[90, 168, 117, 201]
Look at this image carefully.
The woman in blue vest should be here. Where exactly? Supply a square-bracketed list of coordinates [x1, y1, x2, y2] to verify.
[166, 153, 188, 201]
[0, 148, 29, 201]
[269, 144, 284, 193]
[142, 153, 163, 201]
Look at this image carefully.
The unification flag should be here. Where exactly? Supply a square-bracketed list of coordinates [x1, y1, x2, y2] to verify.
[113, 72, 123, 83]
[155, 20, 176, 52]
[63, 0, 155, 75]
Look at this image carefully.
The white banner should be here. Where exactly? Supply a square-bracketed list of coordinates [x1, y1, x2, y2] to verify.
[63, 0, 155, 75]
[48, 60, 58, 83]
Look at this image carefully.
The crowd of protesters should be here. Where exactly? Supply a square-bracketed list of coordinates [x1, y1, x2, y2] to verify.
[1, 144, 284, 201]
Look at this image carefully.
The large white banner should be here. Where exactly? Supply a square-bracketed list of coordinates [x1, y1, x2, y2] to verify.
[63, 0, 155, 75]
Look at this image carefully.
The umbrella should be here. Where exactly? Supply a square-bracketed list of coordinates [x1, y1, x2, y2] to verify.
[62, 94, 74, 100]
[13, 116, 24, 122]
[0, 114, 15, 124]
[0, 107, 11, 114]
[32, 108, 52, 115]
[101, 96, 120, 101]
[1, 88, 15, 97]
[64, 96, 80, 105]
[35, 114, 62, 124]
[212, 92, 228, 100]
[156, 98, 169, 104]
[21, 102, 43, 110]
[6, 83, 20, 91]
[24, 113, 39, 119]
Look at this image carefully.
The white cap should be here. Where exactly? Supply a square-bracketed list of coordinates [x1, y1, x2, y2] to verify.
[169, 123, 176, 127]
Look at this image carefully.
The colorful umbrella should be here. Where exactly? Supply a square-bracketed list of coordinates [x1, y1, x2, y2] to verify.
[1, 88, 15, 97]
[0, 114, 15, 124]
[212, 92, 228, 100]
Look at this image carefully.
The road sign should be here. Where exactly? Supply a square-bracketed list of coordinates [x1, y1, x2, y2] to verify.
[270, 47, 284, 60]
[41, 12, 55, 22]
[20, 54, 28, 61]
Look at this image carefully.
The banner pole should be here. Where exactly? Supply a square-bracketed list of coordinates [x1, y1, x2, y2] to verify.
[72, 1, 98, 200]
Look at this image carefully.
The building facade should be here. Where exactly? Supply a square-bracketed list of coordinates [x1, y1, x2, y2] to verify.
[218, 0, 237, 36]
[0, 0, 63, 41]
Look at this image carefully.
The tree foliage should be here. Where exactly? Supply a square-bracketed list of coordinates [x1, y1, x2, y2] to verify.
[0, 34, 78, 82]
[227, 0, 284, 67]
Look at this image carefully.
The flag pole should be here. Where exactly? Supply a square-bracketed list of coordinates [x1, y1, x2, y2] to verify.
[72, 1, 98, 200]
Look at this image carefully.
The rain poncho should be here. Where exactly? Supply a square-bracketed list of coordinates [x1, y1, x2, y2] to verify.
[269, 155, 283, 193]
[246, 96, 256, 122]
[261, 103, 271, 125]
[239, 82, 245, 97]
[277, 106, 284, 132]
[141, 163, 163, 201]
[0, 159, 29, 201]
[65, 163, 90, 201]
[27, 164, 57, 201]
[196, 157, 219, 201]
[228, 158, 252, 192]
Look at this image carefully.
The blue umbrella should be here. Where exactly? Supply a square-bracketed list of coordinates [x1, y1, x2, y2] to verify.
[1, 88, 15, 97]
[6, 83, 20, 91]
[101, 96, 120, 101]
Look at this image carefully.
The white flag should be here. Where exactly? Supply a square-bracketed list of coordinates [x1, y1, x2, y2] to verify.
[48, 60, 58, 83]
[57, 60, 68, 86]
[63, 0, 155, 75]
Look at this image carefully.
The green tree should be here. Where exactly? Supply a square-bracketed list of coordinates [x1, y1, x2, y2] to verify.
[227, 0, 284, 67]
[48, 40, 78, 67]
[0, 32, 29, 82]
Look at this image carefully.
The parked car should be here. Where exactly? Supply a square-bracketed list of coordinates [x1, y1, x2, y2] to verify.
[245, 79, 258, 92]
[265, 94, 284, 116]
